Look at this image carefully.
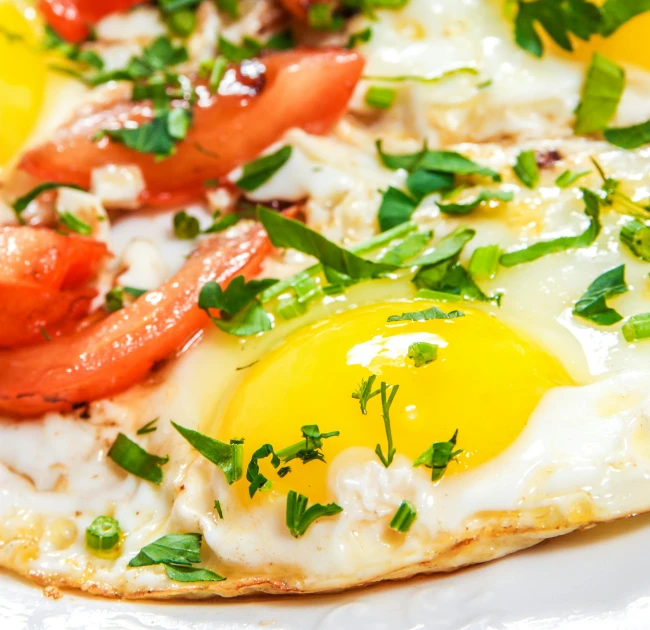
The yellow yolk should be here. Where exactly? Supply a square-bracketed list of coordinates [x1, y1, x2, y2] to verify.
[214, 301, 571, 504]
[0, 2, 47, 166]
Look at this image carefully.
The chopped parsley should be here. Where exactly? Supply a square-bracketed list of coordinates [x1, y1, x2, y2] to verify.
[12, 182, 84, 220]
[218, 35, 261, 62]
[387, 306, 465, 322]
[375, 382, 399, 468]
[352, 375, 381, 415]
[389, 500, 417, 533]
[104, 286, 146, 313]
[347, 27, 373, 49]
[275, 425, 340, 469]
[605, 118, 650, 150]
[413, 430, 462, 482]
[407, 341, 438, 367]
[137, 418, 159, 435]
[500, 188, 601, 266]
[258, 207, 397, 279]
[285, 490, 343, 538]
[365, 86, 397, 109]
[573, 264, 628, 325]
[513, 150, 540, 189]
[246, 444, 280, 498]
[107, 433, 169, 485]
[236, 145, 293, 192]
[575, 53, 625, 134]
[171, 422, 244, 484]
[128, 532, 225, 583]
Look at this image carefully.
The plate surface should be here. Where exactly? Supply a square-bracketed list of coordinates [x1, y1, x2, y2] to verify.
[4, 512, 650, 629]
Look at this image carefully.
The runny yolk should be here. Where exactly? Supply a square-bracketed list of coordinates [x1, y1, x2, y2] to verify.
[0, 1, 47, 166]
[213, 301, 572, 505]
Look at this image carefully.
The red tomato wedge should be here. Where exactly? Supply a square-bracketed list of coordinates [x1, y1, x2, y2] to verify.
[0, 221, 270, 418]
[0, 227, 107, 348]
[39, 0, 144, 43]
[20, 49, 365, 207]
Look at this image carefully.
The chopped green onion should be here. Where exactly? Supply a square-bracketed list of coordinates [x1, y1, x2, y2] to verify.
[209, 55, 227, 93]
[165, 8, 197, 37]
[276, 296, 307, 320]
[556, 169, 591, 188]
[86, 516, 121, 553]
[389, 501, 417, 533]
[622, 313, 650, 342]
[468, 245, 501, 280]
[214, 500, 224, 519]
[620, 219, 650, 261]
[365, 86, 397, 110]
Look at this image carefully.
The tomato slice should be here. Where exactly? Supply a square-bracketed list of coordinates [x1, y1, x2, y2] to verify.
[20, 49, 364, 207]
[0, 227, 107, 348]
[0, 221, 270, 418]
[39, 0, 144, 43]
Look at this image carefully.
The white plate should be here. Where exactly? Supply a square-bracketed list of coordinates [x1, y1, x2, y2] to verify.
[4, 512, 650, 630]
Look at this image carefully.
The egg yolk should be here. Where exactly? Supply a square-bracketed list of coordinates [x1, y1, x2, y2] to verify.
[213, 301, 571, 505]
[0, 2, 47, 166]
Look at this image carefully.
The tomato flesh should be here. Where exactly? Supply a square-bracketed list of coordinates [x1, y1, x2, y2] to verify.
[0, 227, 107, 348]
[0, 221, 270, 418]
[20, 49, 365, 207]
[39, 0, 144, 43]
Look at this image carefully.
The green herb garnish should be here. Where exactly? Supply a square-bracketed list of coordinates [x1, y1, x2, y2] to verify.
[387, 306, 465, 322]
[620, 219, 650, 261]
[622, 313, 650, 342]
[86, 516, 121, 553]
[365, 85, 397, 109]
[413, 430, 462, 482]
[137, 418, 159, 435]
[573, 264, 628, 325]
[556, 169, 591, 188]
[389, 501, 417, 533]
[236, 145, 293, 192]
[407, 342, 438, 367]
[107, 433, 169, 484]
[352, 375, 381, 415]
[285, 491, 343, 538]
[375, 382, 399, 468]
[513, 150, 540, 189]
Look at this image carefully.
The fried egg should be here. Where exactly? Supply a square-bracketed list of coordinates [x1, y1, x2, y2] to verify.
[5, 0, 650, 602]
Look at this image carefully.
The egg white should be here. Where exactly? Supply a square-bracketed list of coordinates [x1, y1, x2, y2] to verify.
[5, 0, 650, 599]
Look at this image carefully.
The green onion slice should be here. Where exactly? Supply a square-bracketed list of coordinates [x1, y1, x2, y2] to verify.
[86, 516, 121, 552]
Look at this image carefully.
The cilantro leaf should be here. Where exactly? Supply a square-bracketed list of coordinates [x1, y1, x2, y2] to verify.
[575, 53, 625, 134]
[171, 422, 244, 484]
[573, 264, 628, 325]
[500, 188, 601, 266]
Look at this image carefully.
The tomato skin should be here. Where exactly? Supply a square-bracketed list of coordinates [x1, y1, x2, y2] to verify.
[39, 0, 144, 43]
[20, 49, 365, 208]
[0, 221, 270, 418]
[0, 227, 107, 348]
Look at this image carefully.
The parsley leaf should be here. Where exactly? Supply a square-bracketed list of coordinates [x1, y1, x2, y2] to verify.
[513, 150, 540, 188]
[236, 145, 293, 192]
[500, 188, 601, 266]
[107, 433, 169, 485]
[99, 115, 178, 159]
[171, 422, 244, 484]
[377, 187, 419, 231]
[258, 207, 397, 279]
[12, 182, 84, 218]
[375, 382, 398, 467]
[285, 490, 343, 538]
[600, 0, 650, 36]
[414, 430, 462, 482]
[246, 444, 280, 498]
[352, 375, 381, 414]
[128, 533, 202, 567]
[387, 306, 465, 322]
[573, 264, 628, 325]
[575, 53, 625, 134]
[604, 119, 650, 150]
[164, 564, 225, 582]
[437, 189, 513, 214]
[513, 0, 602, 57]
